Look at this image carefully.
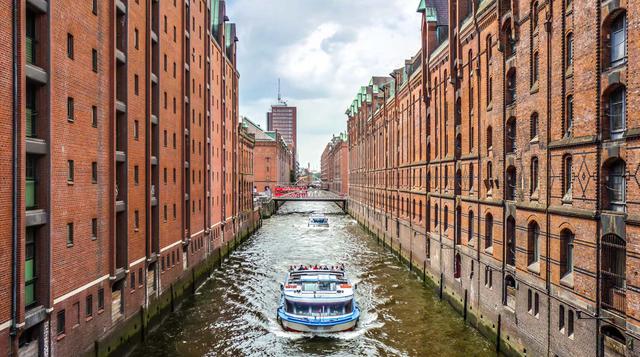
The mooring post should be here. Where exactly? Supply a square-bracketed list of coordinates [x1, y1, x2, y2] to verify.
[497, 314, 502, 353]
[463, 289, 468, 321]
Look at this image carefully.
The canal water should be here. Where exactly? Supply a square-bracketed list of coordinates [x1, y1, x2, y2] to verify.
[132, 202, 496, 356]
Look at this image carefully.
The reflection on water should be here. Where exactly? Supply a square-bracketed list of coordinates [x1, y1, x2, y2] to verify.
[132, 202, 496, 356]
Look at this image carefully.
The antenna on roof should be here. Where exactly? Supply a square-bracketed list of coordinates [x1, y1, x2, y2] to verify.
[277, 78, 281, 102]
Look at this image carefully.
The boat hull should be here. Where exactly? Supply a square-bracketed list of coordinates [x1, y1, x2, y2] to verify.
[277, 308, 359, 333]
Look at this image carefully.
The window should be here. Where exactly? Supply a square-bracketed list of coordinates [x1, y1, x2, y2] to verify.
[487, 126, 493, 151]
[485, 213, 493, 249]
[134, 28, 139, 49]
[563, 155, 573, 197]
[487, 34, 493, 60]
[25, 228, 36, 306]
[568, 310, 574, 337]
[134, 210, 139, 230]
[67, 222, 74, 245]
[560, 229, 574, 278]
[608, 87, 626, 139]
[468, 210, 474, 242]
[134, 119, 139, 140]
[605, 159, 626, 211]
[91, 106, 98, 127]
[57, 310, 65, 336]
[565, 95, 573, 135]
[559, 305, 565, 332]
[92, 0, 98, 14]
[134, 165, 139, 185]
[485, 267, 493, 288]
[506, 217, 516, 266]
[530, 112, 538, 139]
[532, 2, 539, 29]
[67, 97, 74, 121]
[454, 254, 462, 279]
[164, 15, 167, 33]
[506, 166, 516, 200]
[92, 162, 98, 183]
[531, 157, 539, 194]
[67, 160, 74, 182]
[601, 234, 626, 312]
[506, 117, 516, 153]
[92, 49, 98, 72]
[67, 33, 74, 59]
[163, 168, 167, 184]
[566, 33, 573, 68]
[609, 14, 626, 66]
[506, 69, 516, 105]
[469, 163, 474, 191]
[96, 289, 105, 314]
[138, 269, 143, 287]
[134, 74, 139, 95]
[528, 289, 533, 313]
[86, 295, 93, 317]
[534, 293, 540, 316]
[92, 218, 98, 240]
[528, 221, 540, 265]
[434, 204, 439, 227]
[130, 274, 135, 289]
[444, 206, 449, 231]
[532, 51, 539, 84]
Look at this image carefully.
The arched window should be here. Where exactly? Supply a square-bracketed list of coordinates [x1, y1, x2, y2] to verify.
[601, 234, 626, 312]
[530, 157, 539, 194]
[530, 112, 538, 139]
[468, 210, 475, 242]
[608, 12, 627, 67]
[608, 86, 626, 139]
[487, 161, 494, 191]
[566, 32, 574, 68]
[506, 166, 517, 200]
[563, 155, 573, 197]
[455, 168, 462, 195]
[503, 22, 516, 58]
[604, 159, 626, 212]
[532, 1, 539, 30]
[560, 229, 574, 278]
[487, 34, 493, 60]
[487, 125, 493, 152]
[527, 221, 540, 265]
[485, 213, 493, 249]
[469, 163, 475, 191]
[454, 253, 462, 279]
[506, 216, 516, 266]
[506, 117, 516, 153]
[504, 275, 516, 309]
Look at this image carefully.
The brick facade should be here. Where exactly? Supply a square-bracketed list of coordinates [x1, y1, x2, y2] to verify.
[244, 118, 293, 193]
[347, 0, 638, 356]
[320, 133, 349, 196]
[0, 0, 254, 355]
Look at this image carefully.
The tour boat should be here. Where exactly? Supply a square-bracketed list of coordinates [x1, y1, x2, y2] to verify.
[308, 213, 329, 227]
[277, 266, 360, 333]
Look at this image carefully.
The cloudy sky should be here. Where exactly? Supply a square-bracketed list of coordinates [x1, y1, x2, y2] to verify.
[227, 0, 422, 170]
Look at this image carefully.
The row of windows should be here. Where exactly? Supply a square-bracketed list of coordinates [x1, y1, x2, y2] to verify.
[56, 288, 105, 337]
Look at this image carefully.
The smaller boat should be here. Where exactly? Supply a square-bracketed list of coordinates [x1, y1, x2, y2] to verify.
[308, 213, 329, 227]
[277, 265, 359, 333]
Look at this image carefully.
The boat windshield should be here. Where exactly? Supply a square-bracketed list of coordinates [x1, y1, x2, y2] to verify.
[285, 300, 353, 316]
[301, 281, 335, 291]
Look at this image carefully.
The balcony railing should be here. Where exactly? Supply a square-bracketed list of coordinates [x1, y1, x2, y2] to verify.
[26, 178, 36, 209]
[26, 108, 37, 138]
[26, 36, 35, 65]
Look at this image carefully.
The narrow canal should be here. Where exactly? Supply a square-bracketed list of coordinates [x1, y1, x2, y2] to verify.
[132, 202, 496, 356]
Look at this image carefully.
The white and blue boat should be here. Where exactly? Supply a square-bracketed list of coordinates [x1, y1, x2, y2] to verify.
[308, 213, 329, 227]
[277, 266, 360, 333]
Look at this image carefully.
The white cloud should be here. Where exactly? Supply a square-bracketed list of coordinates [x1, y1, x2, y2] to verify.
[228, 0, 421, 170]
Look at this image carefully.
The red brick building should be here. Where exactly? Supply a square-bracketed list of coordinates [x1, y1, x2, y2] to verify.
[0, 0, 257, 355]
[347, 0, 639, 356]
[320, 133, 349, 196]
[244, 118, 293, 193]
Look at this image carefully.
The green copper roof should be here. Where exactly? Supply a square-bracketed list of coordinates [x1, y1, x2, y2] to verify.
[417, 0, 426, 12]
[225, 23, 233, 49]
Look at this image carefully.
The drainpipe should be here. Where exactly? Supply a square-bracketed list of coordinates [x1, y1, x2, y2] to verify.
[11, 0, 19, 341]
[544, 3, 553, 354]
[594, 0, 603, 354]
